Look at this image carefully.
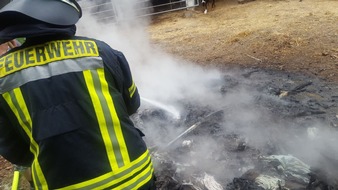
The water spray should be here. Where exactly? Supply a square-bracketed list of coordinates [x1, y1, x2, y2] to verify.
[141, 97, 181, 119]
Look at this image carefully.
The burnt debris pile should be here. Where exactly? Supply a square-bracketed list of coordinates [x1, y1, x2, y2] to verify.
[132, 68, 338, 190]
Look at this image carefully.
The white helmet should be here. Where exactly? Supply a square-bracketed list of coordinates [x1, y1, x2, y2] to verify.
[0, 0, 82, 27]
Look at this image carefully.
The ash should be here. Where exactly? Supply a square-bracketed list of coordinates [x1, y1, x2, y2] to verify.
[132, 68, 338, 190]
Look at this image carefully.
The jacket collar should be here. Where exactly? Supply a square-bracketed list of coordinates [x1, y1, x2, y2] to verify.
[0, 23, 76, 44]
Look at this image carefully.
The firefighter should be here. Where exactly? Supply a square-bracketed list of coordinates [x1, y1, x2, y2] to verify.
[0, 0, 155, 189]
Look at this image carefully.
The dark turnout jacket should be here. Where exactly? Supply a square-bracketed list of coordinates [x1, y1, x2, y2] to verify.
[0, 36, 154, 189]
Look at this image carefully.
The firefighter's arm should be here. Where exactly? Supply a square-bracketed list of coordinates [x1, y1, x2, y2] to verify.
[96, 40, 140, 115]
[115, 51, 141, 115]
[0, 110, 33, 166]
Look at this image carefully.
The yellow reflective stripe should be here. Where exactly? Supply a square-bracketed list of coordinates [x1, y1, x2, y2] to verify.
[128, 81, 136, 98]
[11, 90, 47, 190]
[118, 164, 154, 190]
[2, 92, 34, 152]
[31, 161, 46, 190]
[3, 91, 31, 135]
[83, 69, 119, 170]
[94, 153, 152, 190]
[96, 69, 130, 164]
[2, 88, 48, 189]
[57, 150, 152, 190]
[83, 69, 130, 170]
[132, 168, 154, 190]
[0, 40, 99, 77]
[133, 168, 154, 190]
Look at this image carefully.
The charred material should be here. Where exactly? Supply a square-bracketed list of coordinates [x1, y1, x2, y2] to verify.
[133, 68, 338, 190]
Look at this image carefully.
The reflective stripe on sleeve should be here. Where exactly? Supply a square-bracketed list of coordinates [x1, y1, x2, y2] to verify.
[2, 88, 48, 189]
[128, 81, 137, 98]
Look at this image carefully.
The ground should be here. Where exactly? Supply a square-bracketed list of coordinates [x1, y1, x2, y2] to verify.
[148, 0, 338, 83]
[0, 0, 337, 189]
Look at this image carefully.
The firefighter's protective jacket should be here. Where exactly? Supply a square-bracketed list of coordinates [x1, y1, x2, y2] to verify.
[0, 35, 154, 189]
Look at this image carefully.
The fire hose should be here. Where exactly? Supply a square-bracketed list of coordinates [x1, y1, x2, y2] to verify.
[11, 165, 28, 190]
[11, 170, 20, 190]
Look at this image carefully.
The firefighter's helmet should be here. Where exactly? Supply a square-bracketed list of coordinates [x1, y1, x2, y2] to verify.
[0, 0, 82, 27]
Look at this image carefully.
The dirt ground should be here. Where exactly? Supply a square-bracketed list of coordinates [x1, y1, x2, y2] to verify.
[148, 0, 338, 83]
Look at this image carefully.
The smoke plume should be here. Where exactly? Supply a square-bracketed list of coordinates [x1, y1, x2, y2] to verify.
[76, 0, 338, 186]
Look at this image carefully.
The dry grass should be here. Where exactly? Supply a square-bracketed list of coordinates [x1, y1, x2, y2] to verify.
[148, 0, 338, 82]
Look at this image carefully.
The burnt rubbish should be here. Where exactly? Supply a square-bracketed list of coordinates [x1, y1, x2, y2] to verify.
[132, 68, 338, 190]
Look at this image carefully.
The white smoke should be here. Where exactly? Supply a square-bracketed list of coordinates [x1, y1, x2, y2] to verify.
[77, 0, 224, 111]
[76, 0, 338, 186]
[76, 0, 225, 153]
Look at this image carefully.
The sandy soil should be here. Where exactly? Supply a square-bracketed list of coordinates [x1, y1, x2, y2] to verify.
[148, 0, 338, 83]
[0, 156, 13, 190]
[0, 156, 30, 190]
